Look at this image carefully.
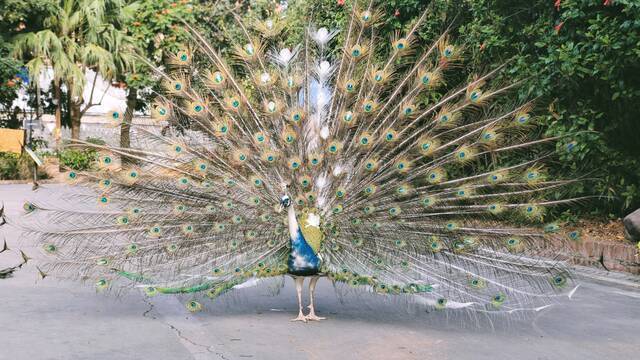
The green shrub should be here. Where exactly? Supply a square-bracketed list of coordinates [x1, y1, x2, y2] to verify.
[0, 152, 19, 180]
[0, 151, 50, 180]
[58, 148, 98, 171]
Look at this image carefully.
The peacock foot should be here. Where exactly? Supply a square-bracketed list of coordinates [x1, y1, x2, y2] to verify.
[291, 311, 308, 323]
[305, 306, 326, 321]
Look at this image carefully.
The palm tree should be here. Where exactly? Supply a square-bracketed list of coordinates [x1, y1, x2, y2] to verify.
[13, 0, 135, 143]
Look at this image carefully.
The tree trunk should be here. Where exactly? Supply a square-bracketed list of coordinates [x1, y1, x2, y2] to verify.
[53, 79, 62, 148]
[120, 87, 137, 166]
[120, 87, 137, 149]
[70, 100, 82, 140]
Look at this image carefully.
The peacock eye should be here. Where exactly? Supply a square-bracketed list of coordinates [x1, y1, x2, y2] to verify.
[443, 46, 454, 58]
[244, 43, 254, 55]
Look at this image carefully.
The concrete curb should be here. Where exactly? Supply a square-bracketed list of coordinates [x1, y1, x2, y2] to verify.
[572, 265, 640, 289]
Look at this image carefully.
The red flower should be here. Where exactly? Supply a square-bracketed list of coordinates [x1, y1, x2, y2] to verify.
[554, 0, 561, 11]
[479, 42, 486, 51]
[554, 21, 564, 33]
[604, 0, 613, 5]
[337, 0, 345, 6]
[394, 9, 400, 17]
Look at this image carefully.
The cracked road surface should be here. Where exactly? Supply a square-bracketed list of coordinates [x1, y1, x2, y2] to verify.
[1, 184, 639, 360]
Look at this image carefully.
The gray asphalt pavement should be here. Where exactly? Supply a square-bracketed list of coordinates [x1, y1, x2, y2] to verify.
[1, 184, 639, 360]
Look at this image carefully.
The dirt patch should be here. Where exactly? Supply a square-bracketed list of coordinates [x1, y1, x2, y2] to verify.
[577, 218, 630, 243]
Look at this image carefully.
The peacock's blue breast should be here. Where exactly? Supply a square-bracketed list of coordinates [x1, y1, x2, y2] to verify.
[287, 227, 321, 276]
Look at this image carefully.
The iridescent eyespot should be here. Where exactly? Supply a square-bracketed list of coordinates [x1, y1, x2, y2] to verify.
[345, 80, 356, 92]
[343, 111, 354, 123]
[95, 279, 108, 290]
[213, 72, 224, 84]
[244, 43, 254, 55]
[443, 45, 455, 58]
[186, 300, 202, 312]
[126, 244, 138, 254]
[394, 39, 407, 51]
[469, 89, 482, 102]
[551, 275, 567, 288]
[351, 46, 361, 58]
[166, 243, 178, 252]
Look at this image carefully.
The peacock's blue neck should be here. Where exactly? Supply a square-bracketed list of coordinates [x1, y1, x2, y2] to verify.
[286, 206, 320, 276]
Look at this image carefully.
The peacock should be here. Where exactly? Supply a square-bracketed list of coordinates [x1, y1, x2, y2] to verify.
[18, 1, 587, 322]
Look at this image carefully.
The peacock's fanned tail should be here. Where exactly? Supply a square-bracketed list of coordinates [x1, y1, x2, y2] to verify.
[22, 1, 588, 313]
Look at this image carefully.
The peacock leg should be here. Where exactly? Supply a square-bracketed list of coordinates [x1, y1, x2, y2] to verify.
[306, 276, 326, 321]
[290, 276, 307, 322]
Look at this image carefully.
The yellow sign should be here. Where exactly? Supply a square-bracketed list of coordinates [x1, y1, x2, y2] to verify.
[0, 128, 25, 154]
